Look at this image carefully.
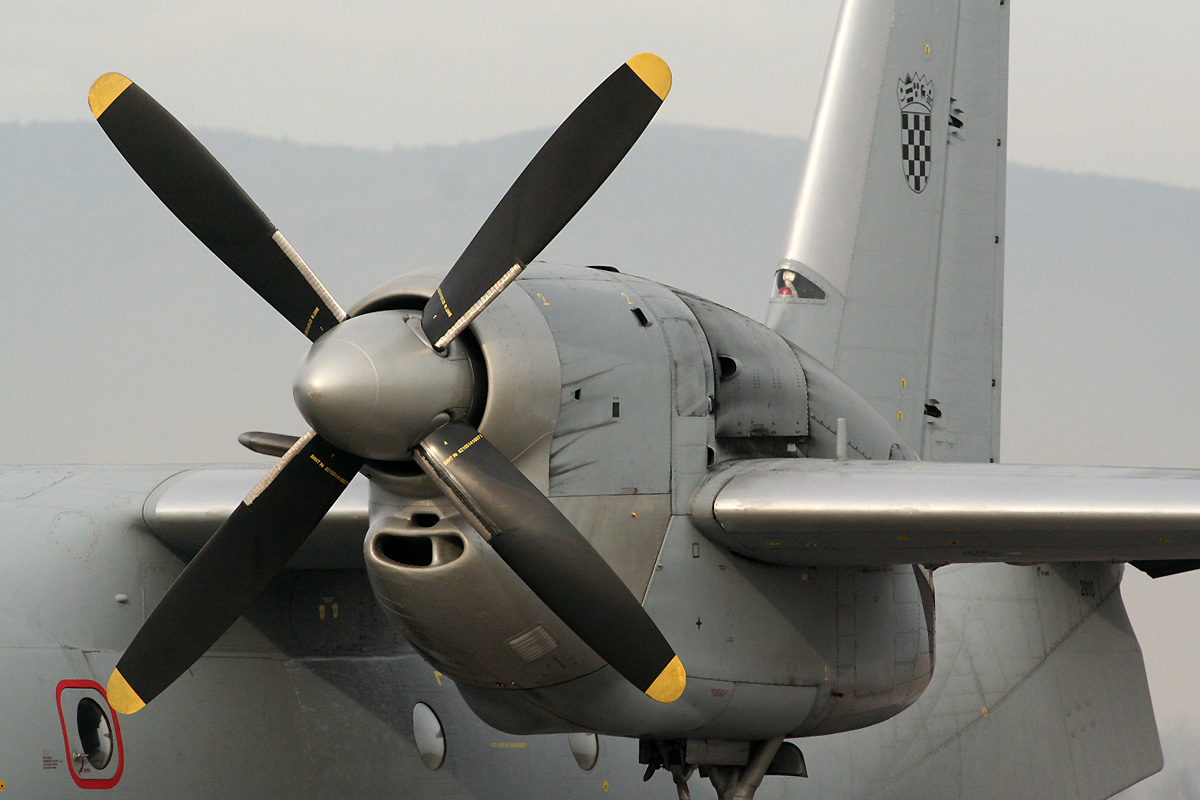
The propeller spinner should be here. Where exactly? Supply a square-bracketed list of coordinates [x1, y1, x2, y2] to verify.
[91, 55, 685, 714]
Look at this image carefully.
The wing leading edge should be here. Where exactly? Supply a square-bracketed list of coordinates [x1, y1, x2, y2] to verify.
[143, 468, 369, 568]
[690, 459, 1200, 570]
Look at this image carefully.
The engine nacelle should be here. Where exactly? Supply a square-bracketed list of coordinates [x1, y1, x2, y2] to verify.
[353, 264, 932, 741]
[364, 507, 604, 689]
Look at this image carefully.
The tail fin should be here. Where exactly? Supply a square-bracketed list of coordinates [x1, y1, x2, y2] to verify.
[766, 0, 1007, 464]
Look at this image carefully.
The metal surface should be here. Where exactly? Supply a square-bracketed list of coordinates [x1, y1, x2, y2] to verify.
[767, 0, 1008, 465]
[363, 505, 606, 692]
[552, 493, 672, 602]
[348, 267, 562, 494]
[144, 467, 369, 568]
[693, 459, 1200, 565]
[520, 271, 672, 497]
[641, 516, 930, 738]
[630, 280, 716, 517]
[792, 346, 914, 461]
[293, 309, 475, 461]
[678, 294, 808, 439]
[774, 0, 894, 297]
[795, 562, 1161, 799]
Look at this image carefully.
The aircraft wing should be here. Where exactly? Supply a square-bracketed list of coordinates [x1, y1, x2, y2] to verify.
[144, 467, 370, 569]
[690, 459, 1200, 573]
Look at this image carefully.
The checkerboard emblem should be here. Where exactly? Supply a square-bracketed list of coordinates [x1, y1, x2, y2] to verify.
[897, 73, 934, 193]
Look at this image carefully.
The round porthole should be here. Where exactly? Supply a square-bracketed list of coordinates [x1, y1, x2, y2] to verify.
[412, 702, 446, 770]
[76, 698, 114, 770]
[567, 732, 599, 771]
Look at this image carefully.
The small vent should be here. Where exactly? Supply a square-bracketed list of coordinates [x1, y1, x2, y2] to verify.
[380, 534, 432, 566]
[375, 533, 464, 568]
[507, 626, 558, 662]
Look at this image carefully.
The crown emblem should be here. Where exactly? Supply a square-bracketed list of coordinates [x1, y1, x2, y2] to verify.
[897, 73, 934, 110]
[897, 73, 935, 193]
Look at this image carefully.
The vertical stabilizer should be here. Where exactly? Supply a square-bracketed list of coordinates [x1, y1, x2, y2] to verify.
[767, 0, 1008, 463]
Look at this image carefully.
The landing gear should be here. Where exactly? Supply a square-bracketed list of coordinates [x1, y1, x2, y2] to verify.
[641, 740, 696, 800]
[640, 737, 807, 800]
[703, 738, 784, 800]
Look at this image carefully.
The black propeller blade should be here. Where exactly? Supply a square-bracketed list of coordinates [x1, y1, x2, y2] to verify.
[413, 421, 686, 703]
[421, 53, 671, 350]
[107, 432, 363, 714]
[88, 73, 344, 341]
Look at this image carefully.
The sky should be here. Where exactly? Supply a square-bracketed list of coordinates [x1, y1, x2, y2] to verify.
[6, 1, 1200, 792]
[5, 2, 1200, 190]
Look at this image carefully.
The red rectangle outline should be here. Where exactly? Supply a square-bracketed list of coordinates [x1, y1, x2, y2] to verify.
[55, 679, 125, 790]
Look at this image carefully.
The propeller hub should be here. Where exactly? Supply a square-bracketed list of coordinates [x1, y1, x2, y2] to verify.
[294, 310, 475, 460]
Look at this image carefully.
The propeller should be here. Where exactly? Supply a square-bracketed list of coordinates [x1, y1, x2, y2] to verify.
[90, 55, 684, 713]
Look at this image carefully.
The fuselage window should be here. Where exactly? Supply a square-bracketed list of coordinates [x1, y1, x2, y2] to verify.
[567, 732, 599, 771]
[412, 702, 447, 770]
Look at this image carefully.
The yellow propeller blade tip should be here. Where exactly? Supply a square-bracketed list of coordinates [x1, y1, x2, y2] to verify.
[644, 655, 686, 703]
[626, 54, 671, 101]
[106, 668, 146, 715]
[88, 73, 132, 119]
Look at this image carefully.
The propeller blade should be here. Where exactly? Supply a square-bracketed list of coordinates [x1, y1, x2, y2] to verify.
[107, 431, 363, 713]
[88, 73, 344, 341]
[421, 54, 671, 350]
[413, 421, 685, 703]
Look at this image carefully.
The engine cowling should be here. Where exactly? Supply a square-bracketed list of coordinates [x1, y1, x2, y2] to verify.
[358, 264, 932, 741]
